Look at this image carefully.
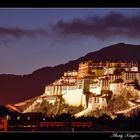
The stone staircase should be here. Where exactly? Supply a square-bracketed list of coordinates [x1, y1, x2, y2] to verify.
[22, 97, 42, 113]
[74, 108, 90, 118]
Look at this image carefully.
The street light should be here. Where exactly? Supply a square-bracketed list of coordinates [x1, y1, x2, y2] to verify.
[27, 116, 31, 120]
[17, 116, 20, 120]
[6, 115, 11, 120]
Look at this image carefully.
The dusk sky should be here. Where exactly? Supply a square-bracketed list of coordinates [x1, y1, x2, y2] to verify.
[1, 8, 140, 75]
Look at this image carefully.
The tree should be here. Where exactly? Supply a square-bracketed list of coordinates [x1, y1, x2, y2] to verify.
[0, 105, 15, 117]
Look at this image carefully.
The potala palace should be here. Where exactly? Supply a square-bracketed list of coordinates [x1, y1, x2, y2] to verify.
[23, 60, 140, 117]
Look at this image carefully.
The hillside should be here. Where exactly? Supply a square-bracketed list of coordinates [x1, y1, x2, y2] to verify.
[1, 42, 140, 105]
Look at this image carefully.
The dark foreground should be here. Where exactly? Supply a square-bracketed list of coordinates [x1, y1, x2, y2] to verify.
[1, 107, 140, 132]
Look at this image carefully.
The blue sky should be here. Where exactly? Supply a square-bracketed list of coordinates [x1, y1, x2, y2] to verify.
[0, 8, 140, 74]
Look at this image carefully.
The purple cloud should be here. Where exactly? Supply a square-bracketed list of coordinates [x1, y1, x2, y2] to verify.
[54, 12, 140, 39]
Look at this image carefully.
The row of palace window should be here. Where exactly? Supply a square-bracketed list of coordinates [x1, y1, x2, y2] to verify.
[126, 73, 136, 80]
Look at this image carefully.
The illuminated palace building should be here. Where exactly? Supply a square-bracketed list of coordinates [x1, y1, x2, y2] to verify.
[42, 60, 140, 111]
[23, 60, 140, 113]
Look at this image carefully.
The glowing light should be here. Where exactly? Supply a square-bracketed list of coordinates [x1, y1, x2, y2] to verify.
[17, 116, 20, 120]
[27, 116, 31, 120]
